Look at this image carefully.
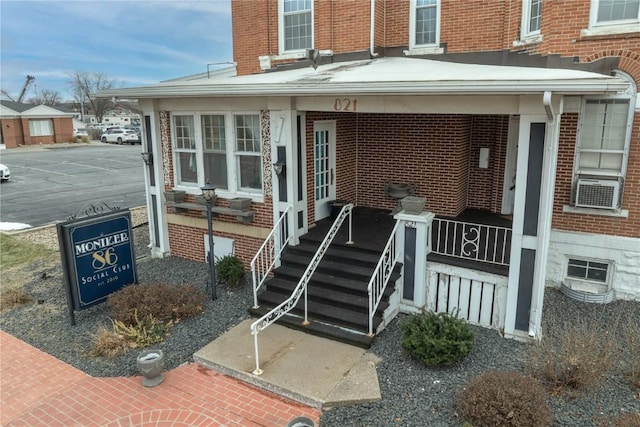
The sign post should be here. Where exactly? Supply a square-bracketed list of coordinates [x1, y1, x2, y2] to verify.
[57, 208, 137, 325]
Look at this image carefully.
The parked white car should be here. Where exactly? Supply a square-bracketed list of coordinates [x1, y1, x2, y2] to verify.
[100, 128, 140, 144]
[0, 163, 10, 182]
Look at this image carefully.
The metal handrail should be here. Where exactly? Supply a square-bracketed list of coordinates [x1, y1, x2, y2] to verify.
[432, 218, 512, 266]
[367, 220, 401, 336]
[250, 206, 292, 308]
[250, 203, 354, 375]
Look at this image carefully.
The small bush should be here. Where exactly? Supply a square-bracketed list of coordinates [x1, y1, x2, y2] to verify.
[609, 413, 640, 427]
[107, 283, 206, 325]
[401, 310, 474, 366]
[457, 371, 552, 427]
[88, 324, 129, 359]
[216, 255, 245, 287]
[527, 318, 616, 391]
[113, 311, 172, 348]
[0, 287, 32, 311]
[620, 308, 640, 389]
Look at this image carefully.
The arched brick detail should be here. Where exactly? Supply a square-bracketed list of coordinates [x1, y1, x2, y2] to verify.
[584, 50, 640, 84]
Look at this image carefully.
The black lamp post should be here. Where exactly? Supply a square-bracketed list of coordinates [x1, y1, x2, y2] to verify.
[201, 182, 217, 300]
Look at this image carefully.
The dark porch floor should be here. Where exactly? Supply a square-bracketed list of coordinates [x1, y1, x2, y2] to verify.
[304, 207, 511, 276]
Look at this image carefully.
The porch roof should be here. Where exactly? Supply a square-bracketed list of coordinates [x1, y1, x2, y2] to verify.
[99, 57, 628, 99]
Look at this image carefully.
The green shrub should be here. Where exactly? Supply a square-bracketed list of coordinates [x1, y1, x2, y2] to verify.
[107, 283, 206, 325]
[216, 255, 245, 287]
[113, 311, 172, 348]
[401, 310, 474, 366]
[457, 371, 552, 427]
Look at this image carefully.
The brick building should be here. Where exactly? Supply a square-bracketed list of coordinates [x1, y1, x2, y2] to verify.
[103, 0, 639, 341]
[0, 100, 74, 148]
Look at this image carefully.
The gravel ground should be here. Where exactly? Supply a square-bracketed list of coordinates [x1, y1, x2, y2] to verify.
[1, 218, 639, 426]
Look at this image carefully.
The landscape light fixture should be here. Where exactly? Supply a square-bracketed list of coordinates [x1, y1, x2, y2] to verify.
[201, 182, 217, 300]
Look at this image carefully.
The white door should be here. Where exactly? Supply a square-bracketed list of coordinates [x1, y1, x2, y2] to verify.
[313, 121, 336, 221]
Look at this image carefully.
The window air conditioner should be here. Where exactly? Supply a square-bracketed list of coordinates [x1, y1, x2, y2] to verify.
[575, 178, 620, 210]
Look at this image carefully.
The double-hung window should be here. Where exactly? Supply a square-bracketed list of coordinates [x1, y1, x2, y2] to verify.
[29, 119, 53, 136]
[235, 115, 262, 191]
[171, 113, 263, 197]
[173, 115, 197, 186]
[573, 72, 636, 210]
[202, 115, 227, 190]
[280, 0, 312, 53]
[521, 0, 543, 39]
[410, 0, 440, 48]
[588, 0, 640, 33]
[577, 99, 631, 176]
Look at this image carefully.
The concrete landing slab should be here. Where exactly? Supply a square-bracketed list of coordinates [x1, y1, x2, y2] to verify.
[194, 319, 381, 409]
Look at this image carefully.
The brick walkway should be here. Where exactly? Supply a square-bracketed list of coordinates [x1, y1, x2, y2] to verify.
[0, 331, 320, 426]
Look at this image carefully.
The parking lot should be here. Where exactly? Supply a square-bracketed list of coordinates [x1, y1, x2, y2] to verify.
[0, 142, 146, 229]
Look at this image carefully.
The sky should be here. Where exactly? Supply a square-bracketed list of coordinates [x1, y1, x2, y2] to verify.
[0, 0, 233, 102]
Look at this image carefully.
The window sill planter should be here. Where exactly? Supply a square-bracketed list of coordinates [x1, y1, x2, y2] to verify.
[164, 190, 186, 203]
[401, 196, 426, 215]
[228, 197, 252, 211]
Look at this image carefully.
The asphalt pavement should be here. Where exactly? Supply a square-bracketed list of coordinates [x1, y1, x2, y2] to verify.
[0, 141, 146, 229]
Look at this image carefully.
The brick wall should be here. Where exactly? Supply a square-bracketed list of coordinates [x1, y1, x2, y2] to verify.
[552, 113, 640, 238]
[305, 112, 476, 221]
[467, 115, 509, 212]
[231, 1, 639, 75]
[167, 223, 264, 269]
[0, 118, 23, 148]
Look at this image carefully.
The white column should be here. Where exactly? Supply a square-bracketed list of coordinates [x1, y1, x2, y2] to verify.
[394, 210, 435, 312]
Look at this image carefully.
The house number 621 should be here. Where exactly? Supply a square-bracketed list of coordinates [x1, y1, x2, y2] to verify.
[334, 98, 357, 112]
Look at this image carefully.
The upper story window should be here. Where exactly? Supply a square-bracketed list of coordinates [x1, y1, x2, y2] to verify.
[595, 0, 639, 24]
[171, 113, 263, 198]
[280, 0, 313, 53]
[584, 0, 640, 35]
[410, 0, 440, 48]
[522, 0, 542, 37]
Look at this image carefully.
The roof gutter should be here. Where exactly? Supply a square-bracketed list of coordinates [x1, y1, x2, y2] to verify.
[99, 80, 628, 99]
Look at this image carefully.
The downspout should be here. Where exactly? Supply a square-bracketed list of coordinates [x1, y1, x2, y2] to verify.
[370, 0, 378, 57]
[528, 90, 559, 338]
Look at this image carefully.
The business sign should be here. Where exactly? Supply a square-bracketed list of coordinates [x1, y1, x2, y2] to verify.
[57, 209, 137, 324]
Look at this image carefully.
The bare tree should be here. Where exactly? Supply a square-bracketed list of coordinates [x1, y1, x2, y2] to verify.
[28, 89, 62, 106]
[68, 71, 117, 123]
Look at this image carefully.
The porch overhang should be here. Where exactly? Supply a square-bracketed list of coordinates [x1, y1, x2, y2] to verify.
[99, 57, 629, 99]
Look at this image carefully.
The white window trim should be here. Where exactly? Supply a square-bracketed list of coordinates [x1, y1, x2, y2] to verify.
[582, 0, 640, 36]
[29, 119, 53, 136]
[570, 71, 636, 211]
[278, 0, 314, 56]
[408, 0, 441, 51]
[513, 0, 544, 46]
[170, 112, 264, 203]
[171, 114, 200, 189]
[564, 256, 613, 293]
[521, 0, 542, 38]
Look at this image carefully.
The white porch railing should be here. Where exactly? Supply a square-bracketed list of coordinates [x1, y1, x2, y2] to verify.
[367, 220, 401, 336]
[431, 218, 511, 266]
[250, 203, 354, 375]
[250, 206, 292, 309]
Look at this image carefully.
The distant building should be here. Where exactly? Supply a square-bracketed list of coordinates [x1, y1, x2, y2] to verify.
[0, 100, 74, 148]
